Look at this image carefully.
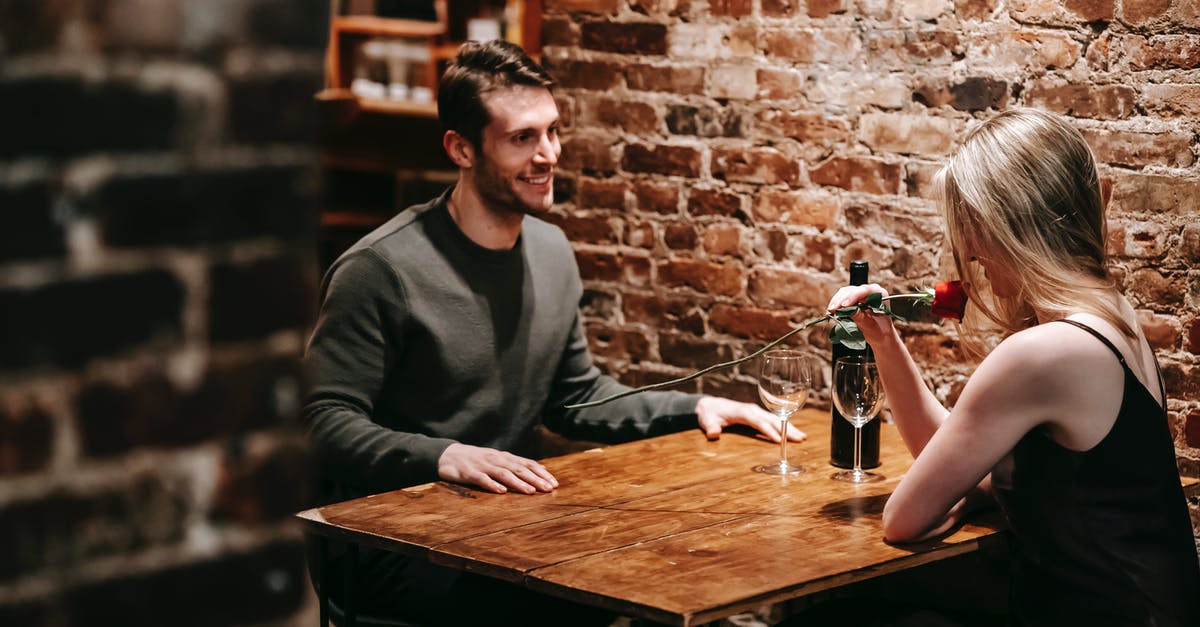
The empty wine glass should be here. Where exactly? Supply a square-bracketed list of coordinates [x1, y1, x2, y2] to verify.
[831, 355, 885, 483]
[753, 350, 818, 476]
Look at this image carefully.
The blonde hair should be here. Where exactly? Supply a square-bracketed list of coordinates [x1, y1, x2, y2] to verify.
[936, 108, 1133, 339]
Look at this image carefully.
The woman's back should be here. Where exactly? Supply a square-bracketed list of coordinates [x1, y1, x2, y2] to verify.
[993, 319, 1200, 626]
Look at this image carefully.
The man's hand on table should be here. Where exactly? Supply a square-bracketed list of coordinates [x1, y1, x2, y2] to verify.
[437, 443, 558, 494]
[696, 396, 807, 443]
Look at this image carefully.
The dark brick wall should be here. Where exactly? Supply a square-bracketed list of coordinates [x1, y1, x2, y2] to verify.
[0, 0, 325, 623]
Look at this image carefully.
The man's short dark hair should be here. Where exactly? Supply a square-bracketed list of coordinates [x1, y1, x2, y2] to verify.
[437, 40, 556, 149]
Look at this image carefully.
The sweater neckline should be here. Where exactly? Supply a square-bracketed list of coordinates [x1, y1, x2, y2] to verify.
[433, 187, 525, 266]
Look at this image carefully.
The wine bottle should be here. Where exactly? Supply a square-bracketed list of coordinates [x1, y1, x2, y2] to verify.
[831, 260, 881, 469]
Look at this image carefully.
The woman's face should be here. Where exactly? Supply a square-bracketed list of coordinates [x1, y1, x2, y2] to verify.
[972, 255, 1018, 298]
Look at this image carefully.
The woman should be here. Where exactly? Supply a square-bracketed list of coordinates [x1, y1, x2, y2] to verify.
[827, 108, 1200, 625]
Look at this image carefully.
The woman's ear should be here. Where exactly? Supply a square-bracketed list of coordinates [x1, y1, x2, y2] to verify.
[443, 130, 475, 169]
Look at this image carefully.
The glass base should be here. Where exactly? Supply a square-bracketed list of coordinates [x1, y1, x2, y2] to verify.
[831, 468, 884, 483]
[753, 462, 804, 476]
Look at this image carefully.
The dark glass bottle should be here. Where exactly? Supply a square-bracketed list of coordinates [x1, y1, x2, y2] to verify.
[831, 260, 881, 469]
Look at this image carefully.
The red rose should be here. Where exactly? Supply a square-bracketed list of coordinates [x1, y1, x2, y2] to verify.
[931, 280, 967, 321]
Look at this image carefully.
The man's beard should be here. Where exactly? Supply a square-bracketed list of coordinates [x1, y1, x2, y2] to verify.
[474, 154, 551, 217]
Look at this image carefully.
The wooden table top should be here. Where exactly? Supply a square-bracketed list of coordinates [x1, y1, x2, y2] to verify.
[297, 408, 1008, 626]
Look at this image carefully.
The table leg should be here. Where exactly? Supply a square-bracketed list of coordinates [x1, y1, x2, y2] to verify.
[343, 543, 358, 627]
[317, 535, 329, 627]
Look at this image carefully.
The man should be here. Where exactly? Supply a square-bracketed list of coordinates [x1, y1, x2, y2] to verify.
[303, 39, 798, 625]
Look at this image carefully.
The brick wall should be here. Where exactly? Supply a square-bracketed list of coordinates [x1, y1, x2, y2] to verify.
[0, 1, 325, 624]
[542, 0, 1200, 531]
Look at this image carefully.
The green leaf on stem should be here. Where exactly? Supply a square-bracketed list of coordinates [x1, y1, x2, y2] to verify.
[830, 317, 867, 351]
[864, 292, 883, 309]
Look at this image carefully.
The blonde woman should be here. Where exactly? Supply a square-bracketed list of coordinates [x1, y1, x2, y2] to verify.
[827, 108, 1200, 625]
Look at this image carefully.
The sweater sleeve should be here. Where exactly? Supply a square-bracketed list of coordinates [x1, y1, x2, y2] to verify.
[302, 249, 455, 493]
[541, 311, 703, 443]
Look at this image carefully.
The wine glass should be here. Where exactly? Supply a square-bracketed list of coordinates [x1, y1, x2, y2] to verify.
[831, 355, 885, 483]
[753, 350, 818, 476]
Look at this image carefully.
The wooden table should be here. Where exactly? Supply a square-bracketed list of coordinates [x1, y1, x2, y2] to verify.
[297, 408, 1008, 626]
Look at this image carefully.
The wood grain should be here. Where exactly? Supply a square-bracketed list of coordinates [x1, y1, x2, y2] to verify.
[297, 409, 1009, 626]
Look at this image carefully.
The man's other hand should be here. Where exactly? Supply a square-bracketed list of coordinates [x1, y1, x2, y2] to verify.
[695, 396, 807, 443]
[437, 443, 559, 494]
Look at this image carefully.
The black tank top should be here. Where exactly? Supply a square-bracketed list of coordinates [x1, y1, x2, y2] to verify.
[992, 319, 1200, 626]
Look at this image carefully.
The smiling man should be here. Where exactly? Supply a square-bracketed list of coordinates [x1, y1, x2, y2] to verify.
[303, 40, 793, 625]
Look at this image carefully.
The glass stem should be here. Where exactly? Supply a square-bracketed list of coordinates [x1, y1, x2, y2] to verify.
[779, 416, 788, 467]
[853, 423, 862, 476]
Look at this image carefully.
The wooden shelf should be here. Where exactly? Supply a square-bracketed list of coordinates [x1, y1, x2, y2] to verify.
[331, 15, 445, 37]
[317, 88, 438, 119]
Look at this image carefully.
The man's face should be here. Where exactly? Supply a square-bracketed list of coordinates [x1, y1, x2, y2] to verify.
[472, 85, 561, 216]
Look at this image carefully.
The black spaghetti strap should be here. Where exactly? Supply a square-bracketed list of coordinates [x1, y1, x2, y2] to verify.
[1057, 318, 1168, 410]
[1057, 319, 1126, 366]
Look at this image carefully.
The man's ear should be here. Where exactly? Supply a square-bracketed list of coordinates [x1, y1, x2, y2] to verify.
[443, 130, 475, 169]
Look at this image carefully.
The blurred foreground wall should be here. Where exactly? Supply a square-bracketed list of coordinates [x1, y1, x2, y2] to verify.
[0, 1, 327, 624]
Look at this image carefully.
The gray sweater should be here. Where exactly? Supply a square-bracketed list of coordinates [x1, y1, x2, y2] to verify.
[303, 189, 702, 495]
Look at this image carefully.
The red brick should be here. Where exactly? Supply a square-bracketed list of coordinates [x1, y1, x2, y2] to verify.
[1137, 310, 1181, 351]
[634, 181, 681, 214]
[0, 391, 53, 476]
[1188, 317, 1200, 354]
[756, 68, 804, 100]
[703, 224, 743, 257]
[1142, 84, 1200, 118]
[709, 303, 797, 340]
[660, 333, 736, 368]
[1114, 220, 1167, 258]
[905, 160, 944, 200]
[623, 143, 703, 178]
[586, 324, 653, 363]
[625, 221, 656, 249]
[1127, 35, 1200, 71]
[904, 332, 962, 366]
[687, 187, 744, 218]
[1162, 362, 1200, 401]
[756, 110, 850, 145]
[1126, 268, 1185, 306]
[581, 288, 618, 318]
[1066, 0, 1116, 21]
[865, 30, 962, 67]
[1186, 408, 1200, 447]
[666, 104, 743, 138]
[578, 178, 627, 209]
[712, 147, 799, 185]
[619, 365, 701, 392]
[955, 0, 1000, 20]
[1182, 225, 1200, 265]
[659, 258, 744, 296]
[710, 0, 753, 17]
[561, 135, 617, 176]
[575, 249, 621, 281]
[795, 233, 837, 272]
[545, 0, 621, 12]
[212, 435, 310, 524]
[581, 21, 667, 55]
[625, 64, 705, 94]
[859, 113, 958, 156]
[914, 77, 1009, 111]
[1109, 172, 1200, 215]
[761, 0, 799, 17]
[542, 58, 621, 90]
[761, 229, 789, 261]
[969, 31, 1081, 70]
[753, 191, 839, 229]
[810, 156, 902, 195]
[748, 267, 840, 308]
[1182, 0, 1200, 26]
[707, 65, 758, 100]
[1025, 81, 1136, 120]
[762, 29, 816, 62]
[663, 222, 698, 250]
[1082, 128, 1194, 169]
[1121, 0, 1171, 24]
[809, 0, 849, 17]
[701, 375, 759, 404]
[541, 17, 579, 46]
[545, 213, 618, 245]
[842, 202, 942, 245]
[622, 293, 706, 335]
[578, 95, 659, 134]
